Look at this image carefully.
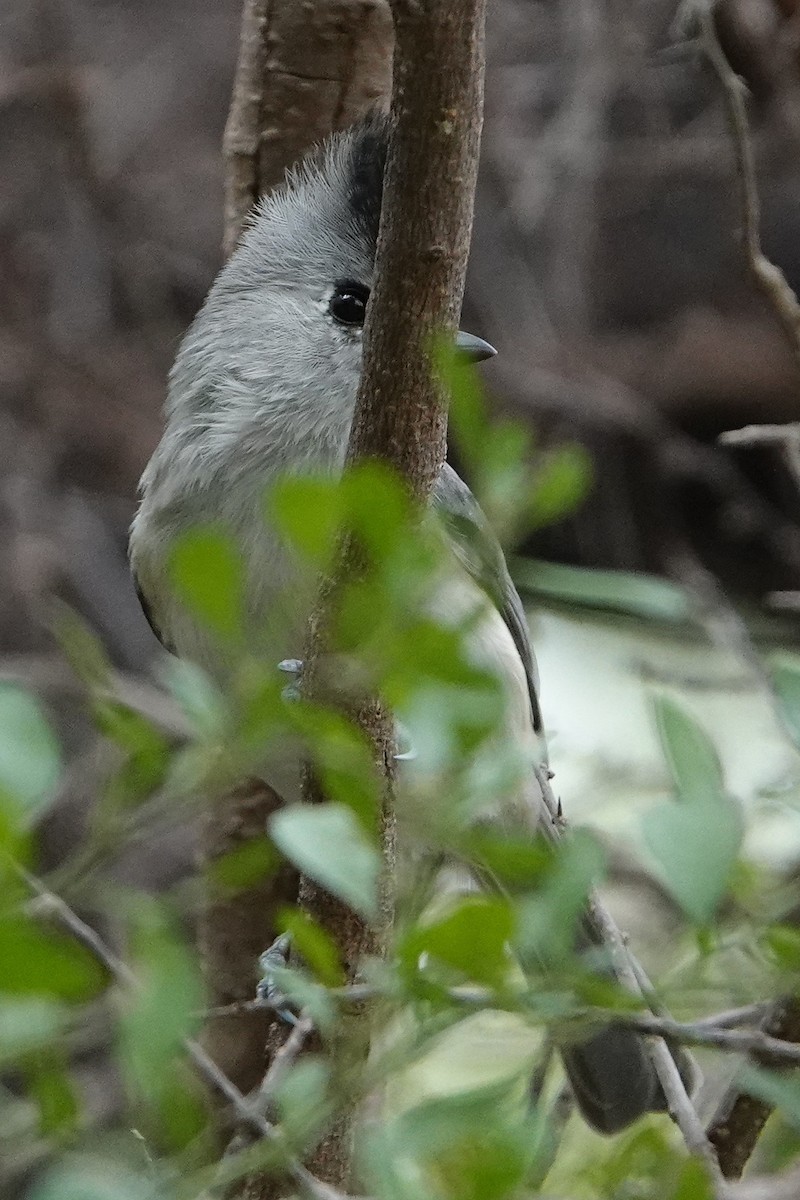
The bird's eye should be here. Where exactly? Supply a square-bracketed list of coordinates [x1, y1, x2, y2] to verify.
[329, 282, 369, 327]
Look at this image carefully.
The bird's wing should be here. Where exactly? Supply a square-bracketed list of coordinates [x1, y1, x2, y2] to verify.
[432, 463, 542, 733]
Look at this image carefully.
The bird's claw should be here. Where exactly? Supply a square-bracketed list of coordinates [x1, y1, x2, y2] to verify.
[256, 932, 297, 1025]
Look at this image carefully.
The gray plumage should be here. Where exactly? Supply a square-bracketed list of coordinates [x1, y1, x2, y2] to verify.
[130, 114, 693, 1133]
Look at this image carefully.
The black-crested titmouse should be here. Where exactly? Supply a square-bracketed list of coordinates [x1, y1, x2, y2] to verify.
[130, 114, 693, 1133]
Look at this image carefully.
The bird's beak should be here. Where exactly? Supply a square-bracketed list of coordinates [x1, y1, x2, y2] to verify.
[455, 330, 497, 363]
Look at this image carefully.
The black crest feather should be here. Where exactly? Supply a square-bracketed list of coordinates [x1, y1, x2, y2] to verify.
[343, 112, 390, 247]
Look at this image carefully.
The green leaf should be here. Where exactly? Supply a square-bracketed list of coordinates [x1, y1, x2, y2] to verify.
[0, 998, 66, 1064]
[0, 916, 106, 1000]
[277, 907, 344, 987]
[119, 903, 202, 1106]
[27, 1052, 79, 1137]
[405, 896, 515, 987]
[269, 803, 379, 920]
[516, 830, 606, 968]
[0, 685, 61, 822]
[93, 700, 170, 804]
[772, 654, 800, 749]
[29, 1160, 154, 1200]
[766, 925, 800, 971]
[276, 1058, 332, 1149]
[653, 696, 724, 805]
[167, 526, 244, 641]
[513, 559, 692, 623]
[269, 476, 343, 566]
[642, 794, 743, 925]
[527, 445, 591, 530]
[209, 837, 277, 893]
[160, 657, 228, 737]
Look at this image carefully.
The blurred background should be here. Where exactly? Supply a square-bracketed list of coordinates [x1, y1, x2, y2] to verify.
[6, 0, 800, 1184]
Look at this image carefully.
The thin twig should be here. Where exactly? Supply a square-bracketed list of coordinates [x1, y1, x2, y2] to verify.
[695, 0, 800, 359]
[18, 867, 357, 1200]
[533, 767, 727, 1193]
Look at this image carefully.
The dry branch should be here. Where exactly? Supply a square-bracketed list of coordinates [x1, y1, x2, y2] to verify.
[289, 0, 488, 1191]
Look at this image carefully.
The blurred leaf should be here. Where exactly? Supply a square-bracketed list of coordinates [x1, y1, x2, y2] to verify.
[527, 445, 591, 530]
[516, 831, 606, 968]
[766, 925, 800, 971]
[0, 916, 106, 1000]
[772, 655, 800, 749]
[27, 1052, 79, 1138]
[160, 657, 228, 738]
[343, 462, 412, 561]
[642, 794, 742, 925]
[29, 1160, 155, 1200]
[209, 836, 277, 893]
[269, 476, 343, 566]
[269, 803, 379, 920]
[461, 831, 551, 889]
[381, 1088, 532, 1200]
[0, 998, 66, 1064]
[404, 897, 515, 987]
[671, 1158, 715, 1200]
[93, 700, 171, 806]
[514, 559, 692, 623]
[0, 685, 61, 823]
[277, 907, 344, 987]
[52, 604, 113, 690]
[168, 526, 244, 641]
[276, 1057, 332, 1149]
[653, 696, 724, 805]
[119, 903, 202, 1118]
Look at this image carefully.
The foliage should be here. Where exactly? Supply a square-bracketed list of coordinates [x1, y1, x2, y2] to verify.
[2, 360, 800, 1199]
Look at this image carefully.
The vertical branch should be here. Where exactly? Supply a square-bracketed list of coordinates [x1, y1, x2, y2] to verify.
[292, 0, 488, 1192]
[205, 0, 393, 1104]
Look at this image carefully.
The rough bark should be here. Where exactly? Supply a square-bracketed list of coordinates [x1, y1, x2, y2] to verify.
[291, 0, 488, 1192]
[708, 996, 800, 1180]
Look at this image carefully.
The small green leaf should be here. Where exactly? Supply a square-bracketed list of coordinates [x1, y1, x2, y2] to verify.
[269, 476, 343, 566]
[0, 685, 61, 821]
[766, 925, 800, 970]
[0, 916, 106, 1000]
[277, 907, 344, 987]
[29, 1160, 154, 1200]
[527, 445, 591, 530]
[119, 904, 202, 1106]
[642, 794, 743, 925]
[209, 837, 277, 893]
[160, 657, 228, 737]
[27, 1052, 79, 1137]
[516, 830, 606, 968]
[0, 998, 66, 1064]
[653, 696, 724, 805]
[269, 803, 379, 920]
[772, 655, 800, 750]
[276, 1058, 332, 1148]
[405, 897, 515, 987]
[514, 559, 692, 623]
[168, 526, 244, 641]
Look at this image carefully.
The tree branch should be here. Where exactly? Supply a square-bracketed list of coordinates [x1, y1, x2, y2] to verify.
[291, 0, 488, 1191]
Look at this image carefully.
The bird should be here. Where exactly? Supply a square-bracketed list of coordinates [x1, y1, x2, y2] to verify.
[129, 112, 694, 1134]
